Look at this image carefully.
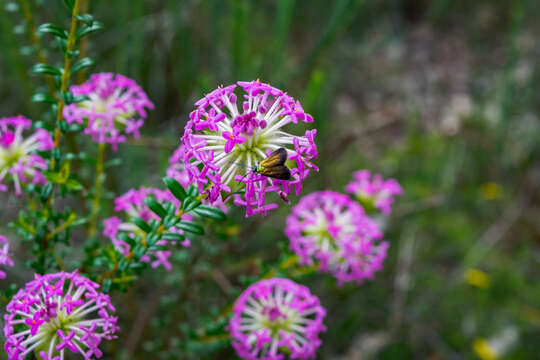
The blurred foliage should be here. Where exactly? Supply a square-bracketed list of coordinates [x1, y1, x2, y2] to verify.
[1, 0, 540, 359]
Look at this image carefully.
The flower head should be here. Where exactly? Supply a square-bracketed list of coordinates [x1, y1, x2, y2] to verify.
[0, 236, 14, 279]
[4, 271, 118, 360]
[229, 278, 326, 360]
[63, 73, 154, 150]
[103, 187, 191, 270]
[181, 80, 317, 217]
[285, 191, 387, 285]
[0, 116, 53, 195]
[345, 170, 403, 215]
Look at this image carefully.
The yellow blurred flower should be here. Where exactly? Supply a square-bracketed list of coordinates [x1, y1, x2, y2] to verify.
[465, 268, 491, 289]
[225, 225, 240, 236]
[473, 338, 498, 360]
[480, 182, 503, 200]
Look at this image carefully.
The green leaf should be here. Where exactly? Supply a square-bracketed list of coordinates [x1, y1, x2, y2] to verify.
[183, 197, 201, 212]
[65, 179, 83, 191]
[32, 63, 62, 77]
[118, 232, 135, 247]
[102, 278, 112, 293]
[43, 171, 64, 183]
[104, 158, 122, 168]
[40, 183, 53, 202]
[31, 93, 56, 104]
[37, 23, 68, 39]
[187, 185, 198, 197]
[133, 245, 146, 260]
[177, 221, 204, 235]
[130, 262, 144, 270]
[131, 217, 152, 233]
[144, 197, 167, 219]
[163, 177, 187, 201]
[70, 57, 95, 74]
[75, 21, 104, 39]
[72, 95, 90, 103]
[146, 233, 160, 246]
[76, 14, 95, 23]
[193, 206, 226, 221]
[118, 259, 128, 271]
[162, 232, 185, 242]
[72, 217, 89, 227]
[61, 91, 74, 104]
[63, 0, 75, 11]
[163, 215, 180, 229]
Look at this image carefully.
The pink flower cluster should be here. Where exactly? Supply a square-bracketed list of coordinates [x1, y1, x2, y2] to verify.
[345, 170, 403, 215]
[103, 187, 191, 270]
[3, 271, 118, 360]
[285, 191, 388, 285]
[229, 278, 326, 360]
[63, 73, 154, 150]
[181, 80, 317, 217]
[0, 236, 14, 279]
[0, 116, 53, 195]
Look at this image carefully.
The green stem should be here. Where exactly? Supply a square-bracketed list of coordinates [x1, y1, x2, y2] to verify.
[40, 0, 81, 260]
[50, 0, 81, 171]
[89, 143, 106, 237]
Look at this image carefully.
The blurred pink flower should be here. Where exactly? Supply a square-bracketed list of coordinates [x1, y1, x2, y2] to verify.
[286, 191, 388, 285]
[63, 73, 153, 151]
[345, 169, 403, 215]
[0, 116, 53, 195]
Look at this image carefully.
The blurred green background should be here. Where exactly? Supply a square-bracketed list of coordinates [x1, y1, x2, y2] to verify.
[1, 0, 540, 359]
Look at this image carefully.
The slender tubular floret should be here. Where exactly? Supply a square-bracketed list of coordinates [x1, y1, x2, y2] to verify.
[3, 271, 118, 360]
[0, 116, 53, 195]
[63, 73, 154, 151]
[285, 191, 388, 285]
[229, 278, 326, 360]
[181, 80, 318, 217]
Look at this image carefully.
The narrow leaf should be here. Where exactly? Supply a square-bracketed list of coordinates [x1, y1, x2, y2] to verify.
[31, 93, 56, 104]
[193, 206, 226, 221]
[32, 63, 62, 76]
[37, 23, 68, 39]
[144, 197, 167, 219]
[183, 197, 201, 212]
[63, 0, 75, 11]
[131, 217, 152, 233]
[177, 221, 204, 235]
[70, 57, 95, 74]
[75, 21, 104, 39]
[162, 232, 185, 242]
[187, 185, 198, 197]
[163, 177, 187, 201]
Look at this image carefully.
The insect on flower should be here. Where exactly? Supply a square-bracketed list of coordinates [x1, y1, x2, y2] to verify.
[181, 80, 318, 217]
[248, 147, 291, 180]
